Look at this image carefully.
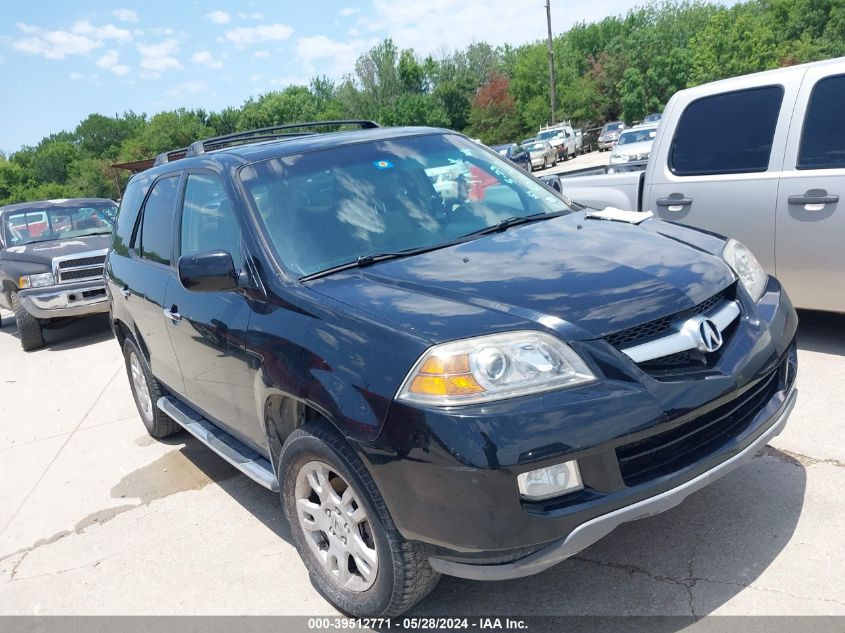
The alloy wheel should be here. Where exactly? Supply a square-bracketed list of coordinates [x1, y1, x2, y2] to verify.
[129, 352, 153, 422]
[294, 460, 378, 592]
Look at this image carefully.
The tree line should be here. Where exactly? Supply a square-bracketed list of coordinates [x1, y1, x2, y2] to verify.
[1, 0, 843, 205]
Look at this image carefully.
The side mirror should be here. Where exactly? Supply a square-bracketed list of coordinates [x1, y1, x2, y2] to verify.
[178, 250, 238, 293]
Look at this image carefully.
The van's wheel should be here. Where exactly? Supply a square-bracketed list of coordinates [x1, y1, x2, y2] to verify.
[123, 338, 179, 438]
[11, 291, 44, 351]
[281, 423, 440, 617]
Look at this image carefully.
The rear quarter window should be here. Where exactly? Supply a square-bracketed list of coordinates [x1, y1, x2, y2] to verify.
[112, 176, 151, 256]
[798, 74, 845, 170]
[669, 85, 784, 176]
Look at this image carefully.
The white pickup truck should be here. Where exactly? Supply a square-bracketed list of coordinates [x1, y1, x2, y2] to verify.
[560, 56, 845, 313]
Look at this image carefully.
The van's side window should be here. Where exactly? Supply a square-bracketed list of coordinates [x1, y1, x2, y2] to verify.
[669, 86, 783, 176]
[139, 175, 180, 266]
[798, 74, 845, 170]
[179, 173, 242, 266]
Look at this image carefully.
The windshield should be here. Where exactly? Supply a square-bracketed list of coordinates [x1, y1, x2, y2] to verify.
[525, 142, 545, 152]
[536, 130, 559, 141]
[3, 203, 116, 246]
[643, 114, 662, 122]
[239, 133, 572, 277]
[618, 128, 657, 145]
[603, 123, 622, 133]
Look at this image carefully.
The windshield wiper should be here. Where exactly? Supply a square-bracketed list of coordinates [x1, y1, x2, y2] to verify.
[301, 244, 453, 281]
[459, 211, 567, 238]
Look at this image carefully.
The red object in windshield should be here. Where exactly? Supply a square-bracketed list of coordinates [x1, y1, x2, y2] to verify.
[469, 165, 499, 201]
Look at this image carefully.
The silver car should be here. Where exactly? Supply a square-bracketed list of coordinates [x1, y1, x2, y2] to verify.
[524, 140, 557, 170]
[609, 124, 658, 165]
[598, 121, 626, 151]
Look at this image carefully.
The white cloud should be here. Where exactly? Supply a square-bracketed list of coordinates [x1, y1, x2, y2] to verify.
[360, 0, 637, 57]
[12, 20, 132, 59]
[112, 9, 139, 23]
[224, 23, 293, 48]
[166, 79, 208, 97]
[69, 72, 85, 80]
[253, 50, 270, 59]
[238, 12, 264, 20]
[295, 35, 374, 76]
[339, 7, 359, 16]
[140, 70, 161, 80]
[191, 50, 223, 69]
[96, 49, 131, 76]
[137, 39, 182, 71]
[206, 10, 231, 25]
[250, 73, 263, 83]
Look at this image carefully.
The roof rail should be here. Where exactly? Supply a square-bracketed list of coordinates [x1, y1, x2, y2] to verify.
[185, 119, 380, 157]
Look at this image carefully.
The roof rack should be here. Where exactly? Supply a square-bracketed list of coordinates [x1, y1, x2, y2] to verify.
[152, 119, 380, 167]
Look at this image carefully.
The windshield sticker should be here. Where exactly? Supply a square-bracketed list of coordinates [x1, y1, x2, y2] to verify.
[373, 160, 394, 170]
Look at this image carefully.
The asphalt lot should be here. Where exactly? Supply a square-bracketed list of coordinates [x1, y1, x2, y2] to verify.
[0, 304, 843, 618]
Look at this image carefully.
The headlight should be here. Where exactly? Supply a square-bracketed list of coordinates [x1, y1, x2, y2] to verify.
[396, 331, 595, 406]
[18, 272, 55, 289]
[722, 239, 767, 302]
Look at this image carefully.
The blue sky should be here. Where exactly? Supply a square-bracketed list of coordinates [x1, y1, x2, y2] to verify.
[0, 0, 662, 153]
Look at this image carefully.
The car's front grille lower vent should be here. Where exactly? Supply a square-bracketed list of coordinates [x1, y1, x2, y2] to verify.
[615, 366, 780, 487]
[604, 285, 733, 349]
[55, 254, 106, 284]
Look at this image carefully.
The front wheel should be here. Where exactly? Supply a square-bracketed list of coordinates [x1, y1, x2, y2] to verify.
[11, 291, 44, 351]
[281, 424, 440, 617]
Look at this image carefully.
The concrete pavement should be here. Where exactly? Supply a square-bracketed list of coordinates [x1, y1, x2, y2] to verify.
[0, 307, 843, 617]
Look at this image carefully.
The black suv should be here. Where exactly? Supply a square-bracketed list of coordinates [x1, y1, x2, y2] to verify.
[106, 121, 798, 616]
[1, 198, 116, 349]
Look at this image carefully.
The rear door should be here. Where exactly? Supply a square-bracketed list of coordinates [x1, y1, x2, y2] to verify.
[163, 172, 264, 450]
[775, 65, 845, 312]
[646, 69, 804, 274]
[125, 174, 185, 393]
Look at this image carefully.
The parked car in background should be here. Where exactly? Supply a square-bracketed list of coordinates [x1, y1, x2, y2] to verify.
[491, 143, 532, 171]
[521, 136, 536, 147]
[537, 125, 577, 160]
[609, 123, 659, 166]
[523, 139, 558, 170]
[560, 56, 845, 313]
[597, 121, 626, 150]
[574, 128, 585, 154]
[108, 120, 797, 617]
[643, 112, 663, 123]
[0, 198, 117, 350]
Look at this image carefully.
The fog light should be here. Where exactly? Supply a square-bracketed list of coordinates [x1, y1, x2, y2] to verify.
[517, 460, 583, 500]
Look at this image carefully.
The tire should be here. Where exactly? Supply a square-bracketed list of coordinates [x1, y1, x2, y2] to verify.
[280, 423, 440, 617]
[11, 291, 44, 351]
[542, 157, 548, 170]
[123, 337, 179, 439]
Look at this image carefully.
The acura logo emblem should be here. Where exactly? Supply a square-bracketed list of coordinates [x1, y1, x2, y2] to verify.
[698, 319, 723, 353]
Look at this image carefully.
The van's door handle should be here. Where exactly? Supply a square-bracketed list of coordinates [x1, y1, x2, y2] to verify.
[655, 194, 693, 212]
[788, 189, 838, 210]
[164, 306, 181, 323]
[120, 285, 130, 299]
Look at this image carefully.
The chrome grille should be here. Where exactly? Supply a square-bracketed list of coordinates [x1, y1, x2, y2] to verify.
[53, 251, 107, 284]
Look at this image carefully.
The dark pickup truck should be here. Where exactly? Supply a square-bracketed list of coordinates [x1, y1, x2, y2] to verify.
[0, 198, 116, 350]
[107, 121, 797, 617]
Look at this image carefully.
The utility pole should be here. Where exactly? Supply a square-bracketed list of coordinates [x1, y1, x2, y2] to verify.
[545, 0, 558, 125]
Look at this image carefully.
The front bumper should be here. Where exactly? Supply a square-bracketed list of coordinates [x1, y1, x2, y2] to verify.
[18, 280, 109, 319]
[598, 138, 616, 149]
[430, 384, 796, 580]
[360, 277, 798, 575]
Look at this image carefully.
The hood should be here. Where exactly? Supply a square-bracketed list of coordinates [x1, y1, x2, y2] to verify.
[308, 213, 735, 343]
[1, 234, 111, 266]
[613, 140, 653, 154]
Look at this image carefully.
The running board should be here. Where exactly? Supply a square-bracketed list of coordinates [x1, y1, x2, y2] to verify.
[157, 396, 279, 492]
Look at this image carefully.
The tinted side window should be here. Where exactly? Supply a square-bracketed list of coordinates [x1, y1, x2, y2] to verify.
[112, 176, 150, 256]
[179, 174, 242, 266]
[669, 86, 783, 176]
[798, 74, 845, 170]
[140, 175, 180, 266]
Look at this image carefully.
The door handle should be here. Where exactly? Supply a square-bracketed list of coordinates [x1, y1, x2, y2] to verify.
[164, 307, 182, 323]
[655, 194, 693, 212]
[788, 189, 838, 210]
[120, 285, 130, 299]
